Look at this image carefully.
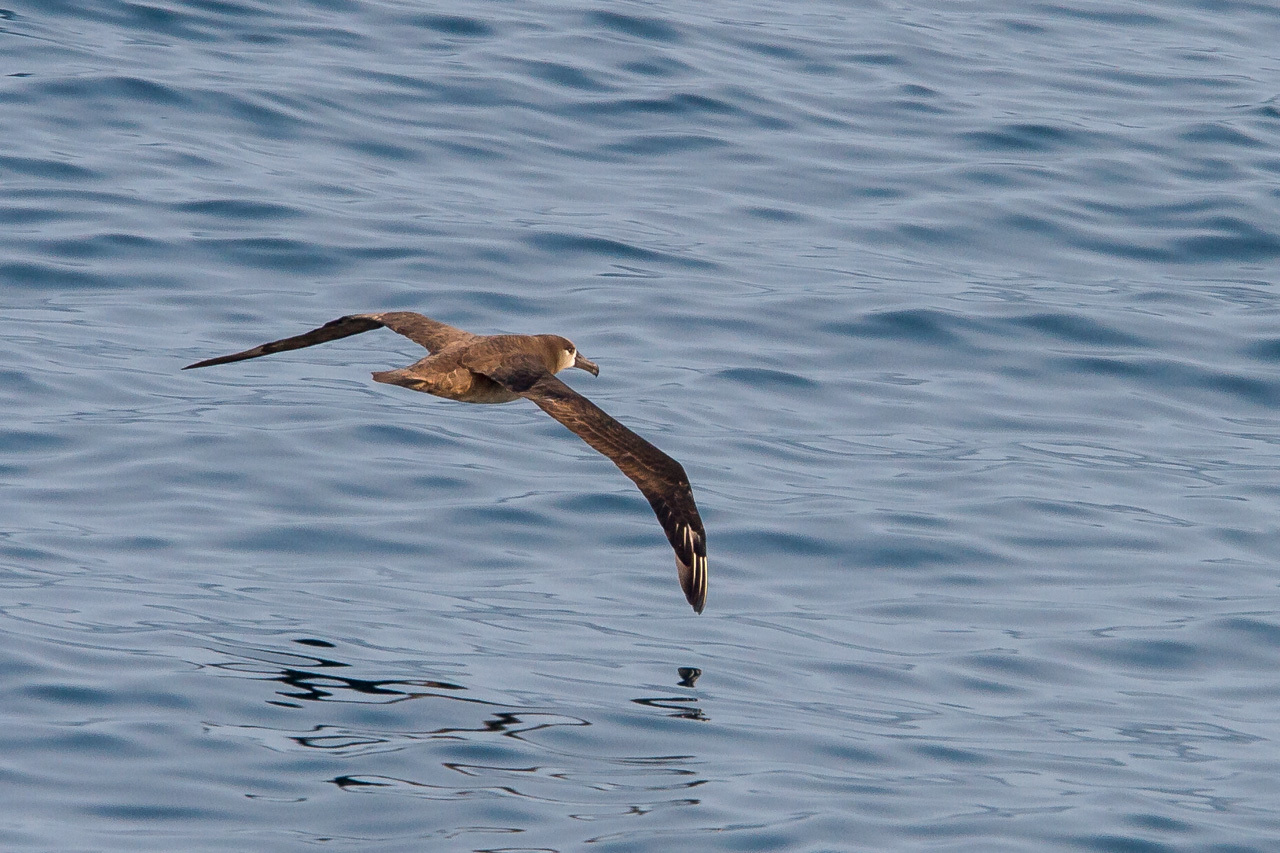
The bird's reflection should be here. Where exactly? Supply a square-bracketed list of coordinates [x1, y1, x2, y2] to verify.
[206, 639, 465, 708]
[632, 695, 707, 722]
[207, 642, 709, 721]
[201, 639, 710, 834]
[629, 666, 707, 721]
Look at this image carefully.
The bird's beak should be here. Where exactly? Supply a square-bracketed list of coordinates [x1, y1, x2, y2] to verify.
[574, 353, 600, 376]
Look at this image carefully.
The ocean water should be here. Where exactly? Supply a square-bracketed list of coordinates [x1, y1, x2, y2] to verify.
[3, 1, 1280, 850]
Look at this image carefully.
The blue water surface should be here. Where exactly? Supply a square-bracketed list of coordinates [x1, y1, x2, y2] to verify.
[3, 1, 1280, 850]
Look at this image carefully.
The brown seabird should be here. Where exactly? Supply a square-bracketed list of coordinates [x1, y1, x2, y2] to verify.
[184, 311, 708, 613]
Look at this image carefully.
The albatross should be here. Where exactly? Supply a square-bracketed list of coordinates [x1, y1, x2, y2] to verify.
[184, 311, 708, 613]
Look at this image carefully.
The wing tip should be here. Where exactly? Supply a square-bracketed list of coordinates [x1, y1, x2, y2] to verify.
[183, 349, 267, 370]
[679, 553, 707, 613]
[181, 315, 389, 373]
[676, 523, 708, 614]
[183, 354, 233, 370]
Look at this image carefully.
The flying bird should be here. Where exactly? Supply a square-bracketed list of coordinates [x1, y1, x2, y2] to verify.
[184, 311, 707, 612]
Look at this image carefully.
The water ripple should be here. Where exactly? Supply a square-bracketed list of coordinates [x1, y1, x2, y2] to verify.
[5, 0, 1280, 850]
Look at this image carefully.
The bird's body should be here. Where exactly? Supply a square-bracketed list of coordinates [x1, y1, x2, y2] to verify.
[185, 312, 708, 612]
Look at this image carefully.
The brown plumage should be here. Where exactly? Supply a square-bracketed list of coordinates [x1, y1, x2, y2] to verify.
[184, 311, 708, 612]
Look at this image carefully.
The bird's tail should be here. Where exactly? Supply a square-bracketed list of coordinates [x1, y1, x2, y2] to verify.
[371, 368, 421, 390]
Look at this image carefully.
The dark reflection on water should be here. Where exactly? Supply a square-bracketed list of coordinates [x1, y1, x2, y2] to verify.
[207, 642, 467, 707]
[632, 695, 708, 723]
[281, 711, 593, 753]
[179, 635, 715, 841]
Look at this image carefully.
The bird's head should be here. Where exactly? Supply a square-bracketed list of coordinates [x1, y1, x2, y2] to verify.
[545, 336, 599, 376]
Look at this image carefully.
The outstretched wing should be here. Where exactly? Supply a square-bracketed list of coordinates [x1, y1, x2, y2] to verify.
[183, 312, 473, 369]
[481, 358, 707, 613]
